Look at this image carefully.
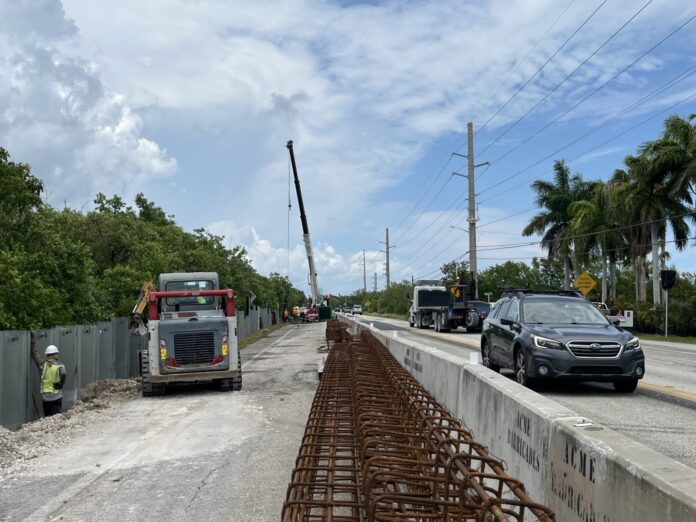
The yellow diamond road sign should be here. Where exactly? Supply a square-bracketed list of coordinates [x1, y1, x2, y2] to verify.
[574, 271, 597, 296]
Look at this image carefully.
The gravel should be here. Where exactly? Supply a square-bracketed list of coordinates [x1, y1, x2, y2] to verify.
[0, 379, 140, 480]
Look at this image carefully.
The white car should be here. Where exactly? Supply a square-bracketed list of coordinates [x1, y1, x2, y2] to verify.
[352, 305, 362, 315]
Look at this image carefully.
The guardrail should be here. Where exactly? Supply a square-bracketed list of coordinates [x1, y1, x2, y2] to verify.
[337, 314, 696, 522]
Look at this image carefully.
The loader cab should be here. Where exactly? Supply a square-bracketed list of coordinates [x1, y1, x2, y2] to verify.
[158, 272, 220, 314]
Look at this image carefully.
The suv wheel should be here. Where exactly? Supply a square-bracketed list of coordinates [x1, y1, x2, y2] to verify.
[613, 379, 638, 393]
[481, 340, 499, 372]
[515, 349, 534, 389]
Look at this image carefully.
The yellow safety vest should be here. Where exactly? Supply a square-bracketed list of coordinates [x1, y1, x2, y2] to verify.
[41, 361, 65, 400]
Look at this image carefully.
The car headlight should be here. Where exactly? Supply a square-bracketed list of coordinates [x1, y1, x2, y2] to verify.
[532, 334, 564, 349]
[624, 336, 640, 350]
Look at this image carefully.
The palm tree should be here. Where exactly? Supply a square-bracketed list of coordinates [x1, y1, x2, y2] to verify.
[613, 149, 694, 307]
[569, 180, 625, 303]
[523, 160, 594, 289]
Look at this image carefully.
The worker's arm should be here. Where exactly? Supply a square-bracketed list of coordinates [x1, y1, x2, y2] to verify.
[55, 366, 67, 390]
[29, 333, 44, 371]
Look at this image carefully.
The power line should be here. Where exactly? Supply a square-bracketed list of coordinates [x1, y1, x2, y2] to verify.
[471, 0, 607, 140]
[478, 84, 696, 204]
[413, 211, 696, 278]
[402, 78, 696, 274]
[390, 152, 457, 236]
[470, 0, 577, 128]
[482, 11, 696, 169]
[477, 0, 654, 158]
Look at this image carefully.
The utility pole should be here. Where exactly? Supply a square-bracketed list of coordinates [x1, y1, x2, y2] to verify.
[373, 272, 378, 292]
[452, 123, 487, 300]
[362, 250, 367, 292]
[379, 228, 394, 289]
[466, 122, 478, 299]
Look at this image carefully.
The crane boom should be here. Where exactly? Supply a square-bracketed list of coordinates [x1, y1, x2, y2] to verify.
[286, 140, 320, 307]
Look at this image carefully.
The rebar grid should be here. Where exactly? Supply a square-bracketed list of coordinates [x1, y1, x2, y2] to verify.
[282, 322, 555, 521]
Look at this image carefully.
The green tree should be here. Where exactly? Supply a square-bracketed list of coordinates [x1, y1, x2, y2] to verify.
[522, 160, 594, 289]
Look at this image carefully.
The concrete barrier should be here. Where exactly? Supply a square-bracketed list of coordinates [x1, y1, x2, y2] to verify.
[338, 314, 696, 521]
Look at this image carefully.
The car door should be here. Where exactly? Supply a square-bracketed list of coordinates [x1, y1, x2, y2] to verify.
[499, 299, 519, 367]
[489, 299, 511, 366]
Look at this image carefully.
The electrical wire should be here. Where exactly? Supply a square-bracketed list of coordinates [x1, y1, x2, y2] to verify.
[477, 0, 654, 158]
[478, 84, 696, 204]
[482, 11, 696, 169]
[470, 0, 577, 129]
[412, 211, 696, 279]
[471, 0, 607, 140]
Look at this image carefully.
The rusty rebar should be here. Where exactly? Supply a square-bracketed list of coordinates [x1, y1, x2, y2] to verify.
[282, 324, 555, 521]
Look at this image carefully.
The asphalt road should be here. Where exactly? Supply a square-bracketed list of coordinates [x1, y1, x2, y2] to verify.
[354, 314, 696, 470]
[0, 323, 324, 522]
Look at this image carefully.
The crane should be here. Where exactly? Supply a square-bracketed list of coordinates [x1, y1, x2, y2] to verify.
[286, 140, 320, 308]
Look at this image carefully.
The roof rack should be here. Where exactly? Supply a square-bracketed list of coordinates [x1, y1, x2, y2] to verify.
[500, 288, 584, 298]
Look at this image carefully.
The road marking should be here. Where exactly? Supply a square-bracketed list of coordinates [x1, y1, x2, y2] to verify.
[639, 381, 696, 403]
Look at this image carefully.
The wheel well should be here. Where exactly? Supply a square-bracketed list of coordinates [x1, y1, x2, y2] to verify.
[513, 343, 523, 363]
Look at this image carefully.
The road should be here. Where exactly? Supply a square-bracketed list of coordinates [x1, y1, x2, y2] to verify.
[0, 323, 324, 522]
[353, 314, 696, 471]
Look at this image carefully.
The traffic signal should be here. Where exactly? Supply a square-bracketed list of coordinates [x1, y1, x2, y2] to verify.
[660, 270, 677, 291]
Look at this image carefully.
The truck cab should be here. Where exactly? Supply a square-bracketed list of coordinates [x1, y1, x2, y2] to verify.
[141, 272, 242, 396]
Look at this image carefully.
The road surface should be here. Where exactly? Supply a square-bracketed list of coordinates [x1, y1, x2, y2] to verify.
[0, 323, 324, 522]
[353, 313, 696, 471]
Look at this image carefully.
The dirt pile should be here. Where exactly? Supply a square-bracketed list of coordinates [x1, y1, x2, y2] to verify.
[0, 378, 140, 480]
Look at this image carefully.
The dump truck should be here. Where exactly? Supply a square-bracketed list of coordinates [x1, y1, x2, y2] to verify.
[408, 281, 483, 333]
[138, 272, 242, 396]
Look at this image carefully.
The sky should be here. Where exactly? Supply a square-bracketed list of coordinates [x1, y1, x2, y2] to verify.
[1, 0, 695, 296]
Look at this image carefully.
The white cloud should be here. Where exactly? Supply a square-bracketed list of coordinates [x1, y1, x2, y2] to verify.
[3, 0, 695, 293]
[0, 2, 176, 206]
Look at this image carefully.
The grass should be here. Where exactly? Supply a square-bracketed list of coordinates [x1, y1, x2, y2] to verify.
[238, 322, 289, 350]
[635, 332, 696, 345]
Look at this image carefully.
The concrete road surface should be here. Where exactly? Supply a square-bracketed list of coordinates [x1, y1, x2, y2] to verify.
[0, 323, 324, 522]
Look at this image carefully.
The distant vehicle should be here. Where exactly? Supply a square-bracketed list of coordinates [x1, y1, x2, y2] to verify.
[136, 272, 242, 396]
[408, 283, 483, 332]
[592, 302, 610, 316]
[352, 305, 362, 315]
[481, 289, 645, 392]
[342, 305, 352, 313]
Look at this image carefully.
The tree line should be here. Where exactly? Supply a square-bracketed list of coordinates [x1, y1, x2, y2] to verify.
[523, 114, 696, 308]
[0, 148, 307, 330]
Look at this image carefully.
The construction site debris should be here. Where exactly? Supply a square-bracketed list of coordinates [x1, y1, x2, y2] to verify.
[0, 379, 140, 480]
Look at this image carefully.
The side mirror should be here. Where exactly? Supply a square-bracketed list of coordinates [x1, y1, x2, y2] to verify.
[610, 318, 621, 326]
[500, 318, 512, 326]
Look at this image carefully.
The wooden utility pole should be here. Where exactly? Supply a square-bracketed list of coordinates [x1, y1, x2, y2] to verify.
[373, 272, 378, 292]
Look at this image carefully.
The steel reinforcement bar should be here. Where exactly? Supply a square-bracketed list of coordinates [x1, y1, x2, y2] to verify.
[282, 321, 555, 521]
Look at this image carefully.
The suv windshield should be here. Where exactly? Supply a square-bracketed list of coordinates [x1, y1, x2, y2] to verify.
[522, 299, 608, 325]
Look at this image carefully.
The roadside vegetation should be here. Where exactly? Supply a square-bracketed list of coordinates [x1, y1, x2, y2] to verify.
[338, 115, 696, 337]
[0, 148, 306, 330]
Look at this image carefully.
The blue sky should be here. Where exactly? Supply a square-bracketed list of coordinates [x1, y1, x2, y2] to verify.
[1, 0, 695, 295]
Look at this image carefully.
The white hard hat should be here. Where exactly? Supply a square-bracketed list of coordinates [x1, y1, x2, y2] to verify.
[45, 345, 59, 355]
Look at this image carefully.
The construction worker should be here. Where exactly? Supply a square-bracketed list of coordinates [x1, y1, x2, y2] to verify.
[283, 309, 289, 323]
[40, 345, 67, 417]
